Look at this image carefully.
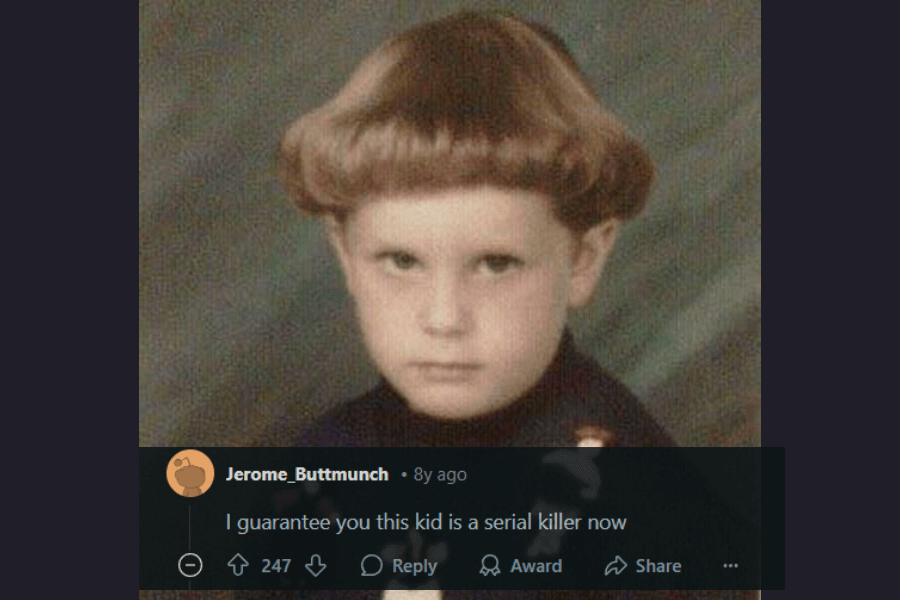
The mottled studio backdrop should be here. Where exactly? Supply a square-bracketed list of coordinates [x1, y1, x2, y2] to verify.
[139, 0, 760, 447]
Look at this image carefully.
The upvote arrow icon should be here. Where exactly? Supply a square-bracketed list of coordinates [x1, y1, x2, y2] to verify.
[604, 555, 628, 576]
[305, 554, 327, 577]
[228, 553, 250, 576]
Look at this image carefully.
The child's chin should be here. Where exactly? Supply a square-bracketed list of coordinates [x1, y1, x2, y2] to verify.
[404, 388, 510, 421]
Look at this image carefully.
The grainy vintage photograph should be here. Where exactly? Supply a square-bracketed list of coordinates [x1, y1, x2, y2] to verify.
[140, 1, 760, 598]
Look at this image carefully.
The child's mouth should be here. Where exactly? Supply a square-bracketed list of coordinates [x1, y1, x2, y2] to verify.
[414, 362, 482, 382]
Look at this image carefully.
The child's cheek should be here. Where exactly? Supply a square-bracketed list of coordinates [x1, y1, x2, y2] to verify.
[352, 272, 420, 352]
[490, 266, 570, 322]
[356, 276, 403, 322]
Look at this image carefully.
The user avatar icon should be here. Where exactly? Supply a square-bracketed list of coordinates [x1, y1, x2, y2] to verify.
[174, 457, 205, 496]
[166, 449, 215, 497]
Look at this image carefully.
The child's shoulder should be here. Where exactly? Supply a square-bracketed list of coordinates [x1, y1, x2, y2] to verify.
[559, 345, 676, 447]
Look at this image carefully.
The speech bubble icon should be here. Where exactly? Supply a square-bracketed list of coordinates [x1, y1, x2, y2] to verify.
[361, 554, 383, 576]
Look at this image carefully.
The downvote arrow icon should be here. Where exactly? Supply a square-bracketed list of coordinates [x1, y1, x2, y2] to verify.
[305, 554, 327, 577]
[604, 555, 628, 575]
[228, 553, 250, 576]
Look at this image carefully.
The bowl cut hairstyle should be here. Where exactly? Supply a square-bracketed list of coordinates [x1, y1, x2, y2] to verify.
[279, 12, 654, 232]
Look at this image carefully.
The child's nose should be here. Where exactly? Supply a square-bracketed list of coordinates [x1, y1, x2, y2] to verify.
[418, 274, 470, 336]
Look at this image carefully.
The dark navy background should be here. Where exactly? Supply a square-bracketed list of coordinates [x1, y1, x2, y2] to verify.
[140, 448, 778, 590]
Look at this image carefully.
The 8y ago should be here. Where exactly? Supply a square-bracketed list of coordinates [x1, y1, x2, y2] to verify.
[413, 467, 466, 484]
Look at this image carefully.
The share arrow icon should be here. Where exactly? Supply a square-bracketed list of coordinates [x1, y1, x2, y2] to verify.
[228, 553, 250, 576]
[604, 555, 628, 576]
[305, 554, 327, 577]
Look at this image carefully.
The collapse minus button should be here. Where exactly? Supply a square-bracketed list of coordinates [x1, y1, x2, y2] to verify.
[178, 553, 203, 577]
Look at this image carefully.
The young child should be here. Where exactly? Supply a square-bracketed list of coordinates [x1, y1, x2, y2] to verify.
[279, 12, 674, 449]
[270, 13, 758, 600]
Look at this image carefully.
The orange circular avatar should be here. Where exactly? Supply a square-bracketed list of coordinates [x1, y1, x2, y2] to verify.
[167, 450, 215, 497]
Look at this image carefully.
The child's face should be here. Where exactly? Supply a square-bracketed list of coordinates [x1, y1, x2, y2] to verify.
[330, 186, 615, 420]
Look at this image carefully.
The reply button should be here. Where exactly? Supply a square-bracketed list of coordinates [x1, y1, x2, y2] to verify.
[392, 559, 439, 577]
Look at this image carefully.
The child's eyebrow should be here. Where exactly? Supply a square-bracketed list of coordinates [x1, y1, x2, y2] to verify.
[372, 248, 414, 257]
[367, 240, 416, 251]
[365, 243, 422, 260]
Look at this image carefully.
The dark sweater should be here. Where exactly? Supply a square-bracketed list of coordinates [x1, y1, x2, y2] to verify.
[296, 331, 674, 448]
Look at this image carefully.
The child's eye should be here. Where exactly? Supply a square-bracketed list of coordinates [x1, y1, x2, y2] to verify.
[477, 254, 523, 275]
[378, 251, 420, 272]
